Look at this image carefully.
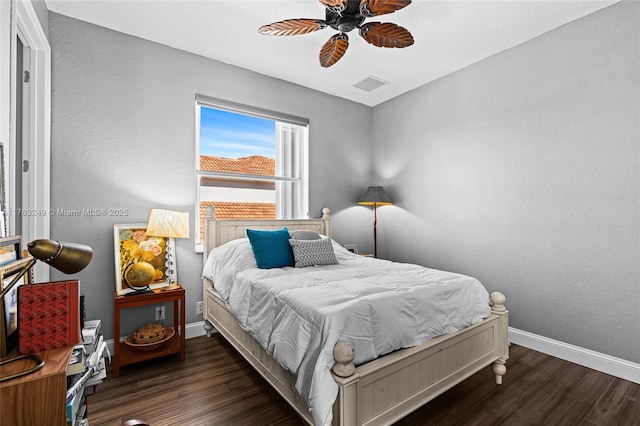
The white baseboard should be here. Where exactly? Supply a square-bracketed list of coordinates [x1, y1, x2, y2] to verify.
[186, 321, 208, 339]
[509, 327, 640, 384]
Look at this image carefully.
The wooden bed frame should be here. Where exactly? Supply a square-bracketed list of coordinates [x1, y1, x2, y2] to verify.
[202, 206, 509, 426]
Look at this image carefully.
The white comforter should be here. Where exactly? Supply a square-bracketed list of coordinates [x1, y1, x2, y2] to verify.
[202, 238, 491, 426]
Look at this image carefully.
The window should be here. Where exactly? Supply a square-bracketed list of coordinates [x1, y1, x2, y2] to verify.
[195, 95, 309, 249]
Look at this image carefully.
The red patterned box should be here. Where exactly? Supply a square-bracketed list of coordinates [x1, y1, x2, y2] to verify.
[18, 280, 80, 354]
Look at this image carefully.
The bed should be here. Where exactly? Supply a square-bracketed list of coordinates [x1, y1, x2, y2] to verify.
[201, 206, 509, 426]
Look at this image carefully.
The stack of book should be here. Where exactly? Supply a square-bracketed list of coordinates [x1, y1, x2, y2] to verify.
[66, 320, 110, 426]
[81, 319, 102, 354]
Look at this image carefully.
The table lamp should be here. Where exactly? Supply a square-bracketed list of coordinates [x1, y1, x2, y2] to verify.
[146, 209, 190, 288]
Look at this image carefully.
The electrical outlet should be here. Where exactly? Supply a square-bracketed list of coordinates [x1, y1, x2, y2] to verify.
[155, 306, 165, 321]
[196, 301, 203, 315]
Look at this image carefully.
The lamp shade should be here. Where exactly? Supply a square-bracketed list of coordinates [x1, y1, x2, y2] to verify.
[146, 209, 190, 239]
[27, 239, 93, 274]
[358, 185, 393, 206]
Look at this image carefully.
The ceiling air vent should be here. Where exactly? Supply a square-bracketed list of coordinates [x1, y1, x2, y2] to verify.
[353, 76, 388, 92]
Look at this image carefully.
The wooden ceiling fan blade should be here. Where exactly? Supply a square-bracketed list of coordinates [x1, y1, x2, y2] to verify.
[258, 19, 327, 36]
[359, 22, 414, 48]
[359, 0, 411, 17]
[319, 0, 348, 15]
[319, 33, 349, 68]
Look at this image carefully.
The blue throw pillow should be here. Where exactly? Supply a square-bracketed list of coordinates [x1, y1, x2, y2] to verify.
[246, 228, 295, 269]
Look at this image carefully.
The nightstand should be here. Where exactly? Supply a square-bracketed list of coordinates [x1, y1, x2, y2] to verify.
[113, 285, 185, 377]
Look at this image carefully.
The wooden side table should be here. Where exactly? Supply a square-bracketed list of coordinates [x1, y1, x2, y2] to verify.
[113, 286, 185, 377]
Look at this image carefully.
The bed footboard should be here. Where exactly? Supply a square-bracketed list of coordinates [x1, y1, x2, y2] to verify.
[205, 288, 509, 426]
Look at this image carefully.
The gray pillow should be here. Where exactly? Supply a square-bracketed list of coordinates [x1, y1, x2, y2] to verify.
[290, 230, 322, 240]
[289, 238, 338, 268]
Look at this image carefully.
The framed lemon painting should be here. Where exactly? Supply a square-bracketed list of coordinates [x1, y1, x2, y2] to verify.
[114, 223, 176, 295]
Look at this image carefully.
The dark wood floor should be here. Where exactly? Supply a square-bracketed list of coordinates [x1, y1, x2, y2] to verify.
[87, 335, 639, 426]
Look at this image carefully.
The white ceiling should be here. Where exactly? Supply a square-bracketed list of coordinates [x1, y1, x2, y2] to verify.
[45, 0, 618, 107]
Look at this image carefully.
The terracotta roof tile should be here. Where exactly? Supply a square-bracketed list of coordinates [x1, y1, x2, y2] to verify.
[200, 155, 275, 176]
[199, 201, 276, 241]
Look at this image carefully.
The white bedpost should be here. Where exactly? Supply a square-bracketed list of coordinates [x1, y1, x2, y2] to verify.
[203, 205, 216, 338]
[333, 341, 358, 424]
[332, 341, 355, 377]
[205, 204, 216, 220]
[321, 207, 332, 238]
[490, 291, 508, 384]
[492, 360, 507, 385]
[489, 291, 506, 313]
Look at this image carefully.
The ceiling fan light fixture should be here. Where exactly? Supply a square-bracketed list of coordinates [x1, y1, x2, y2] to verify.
[259, 0, 414, 68]
[337, 16, 357, 32]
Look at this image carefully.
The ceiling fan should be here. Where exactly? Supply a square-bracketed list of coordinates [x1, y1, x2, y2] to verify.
[258, 0, 414, 68]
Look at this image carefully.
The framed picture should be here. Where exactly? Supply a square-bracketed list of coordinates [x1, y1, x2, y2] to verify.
[344, 244, 358, 254]
[1, 256, 33, 356]
[0, 235, 22, 268]
[114, 223, 175, 295]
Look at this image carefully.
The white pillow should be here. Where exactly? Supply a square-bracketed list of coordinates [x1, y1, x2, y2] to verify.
[290, 230, 322, 240]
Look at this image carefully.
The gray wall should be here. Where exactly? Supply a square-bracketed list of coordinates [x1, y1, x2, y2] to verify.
[372, 1, 639, 363]
[48, 12, 373, 339]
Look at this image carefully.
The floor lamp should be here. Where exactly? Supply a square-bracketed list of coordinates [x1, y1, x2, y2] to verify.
[358, 185, 392, 258]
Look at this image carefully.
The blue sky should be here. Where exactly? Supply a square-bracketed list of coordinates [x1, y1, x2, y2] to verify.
[200, 106, 275, 159]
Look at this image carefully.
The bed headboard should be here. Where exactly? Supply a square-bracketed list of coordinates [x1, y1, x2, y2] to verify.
[203, 205, 332, 258]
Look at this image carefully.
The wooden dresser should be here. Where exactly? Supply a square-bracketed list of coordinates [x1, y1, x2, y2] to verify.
[0, 346, 73, 426]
